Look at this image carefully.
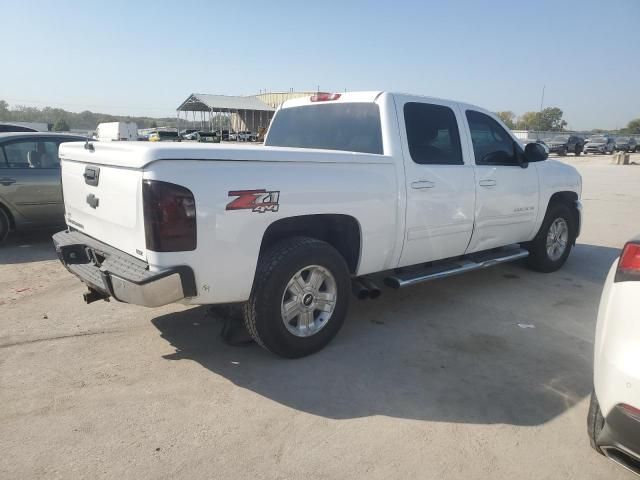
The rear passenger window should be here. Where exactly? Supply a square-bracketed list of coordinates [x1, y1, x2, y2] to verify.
[3, 141, 36, 168]
[404, 102, 463, 165]
[2, 140, 60, 168]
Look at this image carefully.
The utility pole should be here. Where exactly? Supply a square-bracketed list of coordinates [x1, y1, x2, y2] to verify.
[537, 84, 545, 138]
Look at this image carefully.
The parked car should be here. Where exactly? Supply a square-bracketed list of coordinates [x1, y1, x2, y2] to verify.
[228, 131, 238, 141]
[53, 91, 582, 358]
[216, 129, 231, 141]
[237, 130, 256, 142]
[584, 136, 616, 154]
[614, 137, 638, 153]
[180, 129, 198, 140]
[0, 122, 40, 133]
[546, 135, 585, 156]
[193, 131, 220, 143]
[148, 130, 180, 142]
[589, 236, 640, 475]
[0, 132, 87, 243]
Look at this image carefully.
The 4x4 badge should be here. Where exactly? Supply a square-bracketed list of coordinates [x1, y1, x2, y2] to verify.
[226, 190, 280, 213]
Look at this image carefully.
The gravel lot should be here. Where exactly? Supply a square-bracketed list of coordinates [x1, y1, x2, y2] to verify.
[1, 153, 639, 480]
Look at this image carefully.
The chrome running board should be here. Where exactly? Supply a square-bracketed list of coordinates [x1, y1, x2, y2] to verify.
[384, 245, 529, 289]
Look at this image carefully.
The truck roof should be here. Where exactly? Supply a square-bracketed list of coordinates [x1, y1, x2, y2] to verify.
[280, 90, 487, 115]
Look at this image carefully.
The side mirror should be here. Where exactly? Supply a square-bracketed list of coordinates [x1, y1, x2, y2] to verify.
[524, 142, 548, 163]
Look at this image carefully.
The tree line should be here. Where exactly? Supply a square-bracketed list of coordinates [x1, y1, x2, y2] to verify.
[0, 100, 176, 131]
[494, 107, 640, 134]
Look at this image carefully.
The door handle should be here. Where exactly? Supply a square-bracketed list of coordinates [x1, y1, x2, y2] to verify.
[0, 177, 16, 186]
[411, 180, 435, 189]
[479, 179, 496, 187]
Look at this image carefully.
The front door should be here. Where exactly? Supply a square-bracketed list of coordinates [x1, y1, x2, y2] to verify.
[395, 96, 476, 268]
[462, 109, 539, 253]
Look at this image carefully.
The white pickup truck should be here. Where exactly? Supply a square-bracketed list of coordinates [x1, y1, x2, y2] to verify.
[53, 91, 582, 357]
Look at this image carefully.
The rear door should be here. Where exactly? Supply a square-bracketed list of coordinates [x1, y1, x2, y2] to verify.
[0, 137, 66, 226]
[395, 96, 476, 267]
[462, 109, 539, 253]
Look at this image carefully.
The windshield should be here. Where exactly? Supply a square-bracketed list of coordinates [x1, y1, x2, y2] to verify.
[265, 102, 383, 154]
[616, 137, 629, 142]
[591, 136, 607, 143]
[550, 135, 569, 142]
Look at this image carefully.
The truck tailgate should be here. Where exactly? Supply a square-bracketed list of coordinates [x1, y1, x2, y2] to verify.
[60, 146, 146, 260]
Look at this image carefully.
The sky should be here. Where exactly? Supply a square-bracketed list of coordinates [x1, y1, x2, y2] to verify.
[1, 0, 638, 130]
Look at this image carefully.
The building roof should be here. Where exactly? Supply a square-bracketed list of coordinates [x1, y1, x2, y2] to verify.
[177, 93, 275, 112]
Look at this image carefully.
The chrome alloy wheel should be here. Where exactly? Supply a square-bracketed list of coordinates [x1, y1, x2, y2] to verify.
[281, 265, 337, 337]
[546, 217, 569, 261]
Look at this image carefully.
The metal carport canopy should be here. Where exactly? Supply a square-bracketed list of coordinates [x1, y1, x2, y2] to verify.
[177, 94, 275, 112]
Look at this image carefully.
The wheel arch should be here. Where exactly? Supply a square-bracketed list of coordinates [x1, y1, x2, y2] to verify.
[0, 201, 15, 230]
[547, 191, 581, 240]
[259, 214, 362, 274]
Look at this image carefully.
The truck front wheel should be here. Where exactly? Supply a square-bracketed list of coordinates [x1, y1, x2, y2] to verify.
[525, 203, 575, 272]
[243, 236, 351, 358]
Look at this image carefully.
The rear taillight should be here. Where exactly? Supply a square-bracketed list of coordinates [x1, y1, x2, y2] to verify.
[310, 92, 341, 102]
[143, 180, 196, 252]
[615, 241, 640, 282]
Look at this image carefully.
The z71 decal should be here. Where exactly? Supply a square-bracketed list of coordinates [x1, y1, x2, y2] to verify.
[226, 189, 280, 213]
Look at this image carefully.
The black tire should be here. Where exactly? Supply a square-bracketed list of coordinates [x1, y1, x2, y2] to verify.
[588, 390, 605, 455]
[243, 236, 350, 358]
[525, 202, 575, 272]
[0, 207, 9, 245]
[559, 147, 568, 156]
[575, 146, 581, 156]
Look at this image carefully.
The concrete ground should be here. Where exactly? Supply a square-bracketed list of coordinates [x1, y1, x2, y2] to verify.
[1, 153, 639, 480]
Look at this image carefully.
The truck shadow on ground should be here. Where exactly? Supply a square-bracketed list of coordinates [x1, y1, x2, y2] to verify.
[0, 229, 59, 264]
[152, 243, 620, 426]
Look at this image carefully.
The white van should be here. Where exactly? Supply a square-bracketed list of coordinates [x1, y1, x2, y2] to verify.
[95, 122, 138, 141]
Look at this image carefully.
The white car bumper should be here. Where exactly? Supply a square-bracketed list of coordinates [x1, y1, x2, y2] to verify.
[594, 259, 640, 467]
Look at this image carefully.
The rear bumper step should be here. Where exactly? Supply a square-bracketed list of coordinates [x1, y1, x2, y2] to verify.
[53, 230, 196, 308]
[384, 245, 529, 289]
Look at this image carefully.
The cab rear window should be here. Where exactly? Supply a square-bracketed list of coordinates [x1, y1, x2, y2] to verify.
[265, 103, 383, 155]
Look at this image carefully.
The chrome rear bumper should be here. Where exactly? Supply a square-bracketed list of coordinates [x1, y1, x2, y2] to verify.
[53, 230, 196, 308]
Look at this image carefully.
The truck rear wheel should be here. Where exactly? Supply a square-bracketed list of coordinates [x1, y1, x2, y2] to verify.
[243, 236, 350, 358]
[525, 203, 575, 272]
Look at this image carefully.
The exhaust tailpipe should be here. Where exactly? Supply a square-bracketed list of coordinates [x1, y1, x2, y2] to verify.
[359, 278, 381, 299]
[351, 279, 370, 300]
[601, 446, 640, 475]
